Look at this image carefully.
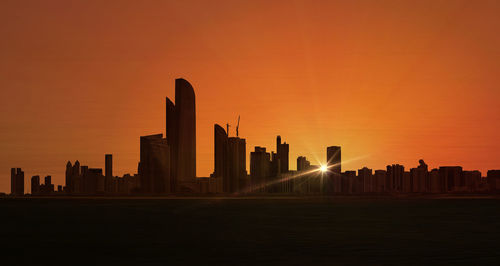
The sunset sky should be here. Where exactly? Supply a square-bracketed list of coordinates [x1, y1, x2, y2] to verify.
[1, 0, 500, 193]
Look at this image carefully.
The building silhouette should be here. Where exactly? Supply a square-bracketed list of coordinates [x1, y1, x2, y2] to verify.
[10, 168, 24, 196]
[387, 164, 404, 192]
[487, 170, 500, 191]
[227, 136, 247, 192]
[40, 175, 54, 194]
[297, 156, 310, 171]
[439, 166, 463, 192]
[250, 147, 271, 192]
[326, 146, 341, 194]
[139, 134, 171, 194]
[31, 175, 40, 195]
[276, 136, 289, 173]
[212, 124, 228, 193]
[166, 78, 197, 192]
[8, 78, 500, 197]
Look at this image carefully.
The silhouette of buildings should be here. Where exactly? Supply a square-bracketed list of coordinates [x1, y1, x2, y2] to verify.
[139, 134, 171, 194]
[250, 147, 271, 192]
[387, 164, 404, 192]
[212, 124, 228, 193]
[326, 146, 341, 194]
[276, 136, 289, 173]
[358, 167, 372, 193]
[293, 156, 322, 194]
[373, 170, 387, 193]
[297, 156, 310, 171]
[31, 175, 40, 195]
[227, 136, 247, 192]
[10, 168, 24, 196]
[166, 78, 197, 192]
[211, 124, 248, 193]
[7, 78, 500, 197]
[487, 170, 500, 192]
[40, 176, 54, 194]
[105, 154, 113, 192]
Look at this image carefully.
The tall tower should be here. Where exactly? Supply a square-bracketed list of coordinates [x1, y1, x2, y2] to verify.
[165, 78, 197, 192]
[213, 124, 228, 193]
[105, 154, 113, 177]
[276, 135, 289, 173]
[11, 168, 24, 196]
[326, 146, 341, 194]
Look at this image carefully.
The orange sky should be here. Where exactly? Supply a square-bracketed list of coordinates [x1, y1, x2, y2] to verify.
[1, 0, 500, 193]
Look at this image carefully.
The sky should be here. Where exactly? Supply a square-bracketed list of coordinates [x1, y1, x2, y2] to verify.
[1, 0, 500, 193]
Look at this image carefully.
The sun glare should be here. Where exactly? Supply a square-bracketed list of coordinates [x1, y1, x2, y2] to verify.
[320, 165, 328, 173]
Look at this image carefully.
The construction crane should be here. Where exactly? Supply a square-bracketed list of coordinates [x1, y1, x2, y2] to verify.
[236, 115, 240, 137]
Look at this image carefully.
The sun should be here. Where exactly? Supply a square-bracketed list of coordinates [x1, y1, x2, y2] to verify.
[320, 165, 328, 173]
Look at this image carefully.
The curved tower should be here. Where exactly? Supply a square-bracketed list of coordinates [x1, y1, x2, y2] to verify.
[165, 78, 196, 191]
[175, 78, 196, 185]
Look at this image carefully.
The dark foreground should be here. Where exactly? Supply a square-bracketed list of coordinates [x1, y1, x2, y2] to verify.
[1, 197, 500, 265]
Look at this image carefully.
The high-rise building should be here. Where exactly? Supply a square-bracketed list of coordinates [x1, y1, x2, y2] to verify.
[213, 124, 228, 193]
[439, 166, 463, 192]
[166, 78, 196, 192]
[358, 167, 372, 193]
[73, 161, 81, 193]
[387, 164, 404, 192]
[487, 170, 500, 192]
[410, 160, 429, 193]
[429, 169, 441, 193]
[342, 171, 356, 194]
[276, 136, 289, 173]
[211, 124, 247, 193]
[326, 146, 341, 194]
[105, 154, 113, 178]
[10, 168, 24, 196]
[373, 170, 387, 193]
[228, 137, 246, 192]
[65, 161, 73, 193]
[31, 175, 40, 195]
[297, 156, 310, 171]
[105, 154, 113, 193]
[42, 175, 54, 194]
[139, 134, 171, 194]
[464, 170, 481, 192]
[250, 147, 271, 192]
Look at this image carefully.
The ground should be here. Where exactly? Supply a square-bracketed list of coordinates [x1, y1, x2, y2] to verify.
[1, 196, 499, 265]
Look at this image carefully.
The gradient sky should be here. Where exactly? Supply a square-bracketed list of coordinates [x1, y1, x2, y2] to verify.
[1, 0, 500, 193]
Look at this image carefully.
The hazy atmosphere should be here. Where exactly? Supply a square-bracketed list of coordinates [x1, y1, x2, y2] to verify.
[1, 0, 500, 193]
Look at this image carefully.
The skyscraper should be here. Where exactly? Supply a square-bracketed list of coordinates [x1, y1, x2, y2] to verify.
[31, 175, 40, 195]
[387, 164, 404, 192]
[166, 78, 196, 192]
[105, 154, 113, 178]
[326, 146, 341, 194]
[276, 136, 289, 173]
[10, 168, 24, 196]
[228, 137, 246, 192]
[139, 134, 171, 194]
[65, 161, 73, 193]
[105, 154, 113, 193]
[212, 124, 247, 193]
[250, 147, 271, 192]
[213, 124, 228, 193]
[439, 166, 463, 192]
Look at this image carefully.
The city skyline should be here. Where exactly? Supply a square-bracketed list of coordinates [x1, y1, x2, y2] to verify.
[8, 78, 500, 196]
[4, 75, 500, 194]
[2, 1, 500, 192]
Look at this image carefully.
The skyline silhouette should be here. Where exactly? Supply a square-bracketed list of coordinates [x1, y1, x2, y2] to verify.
[2, 1, 500, 193]
[8, 78, 500, 196]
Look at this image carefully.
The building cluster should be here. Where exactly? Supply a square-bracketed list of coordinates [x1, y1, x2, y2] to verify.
[63, 155, 139, 195]
[9, 78, 500, 196]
